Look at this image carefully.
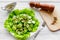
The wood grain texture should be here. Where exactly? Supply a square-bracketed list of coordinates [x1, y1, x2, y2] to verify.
[40, 3, 60, 31]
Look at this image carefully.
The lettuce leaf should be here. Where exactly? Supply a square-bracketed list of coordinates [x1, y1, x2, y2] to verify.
[4, 8, 39, 40]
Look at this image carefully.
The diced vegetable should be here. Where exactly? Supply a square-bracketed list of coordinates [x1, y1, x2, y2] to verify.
[4, 8, 39, 40]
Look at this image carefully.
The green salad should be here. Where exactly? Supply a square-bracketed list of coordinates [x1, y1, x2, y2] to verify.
[4, 8, 39, 40]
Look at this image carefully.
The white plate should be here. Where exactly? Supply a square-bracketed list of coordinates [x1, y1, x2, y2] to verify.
[0, 2, 43, 40]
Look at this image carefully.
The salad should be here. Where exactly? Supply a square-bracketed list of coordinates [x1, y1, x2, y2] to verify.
[4, 8, 39, 40]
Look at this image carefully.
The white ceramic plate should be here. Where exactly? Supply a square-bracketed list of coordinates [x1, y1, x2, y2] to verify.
[0, 2, 43, 40]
